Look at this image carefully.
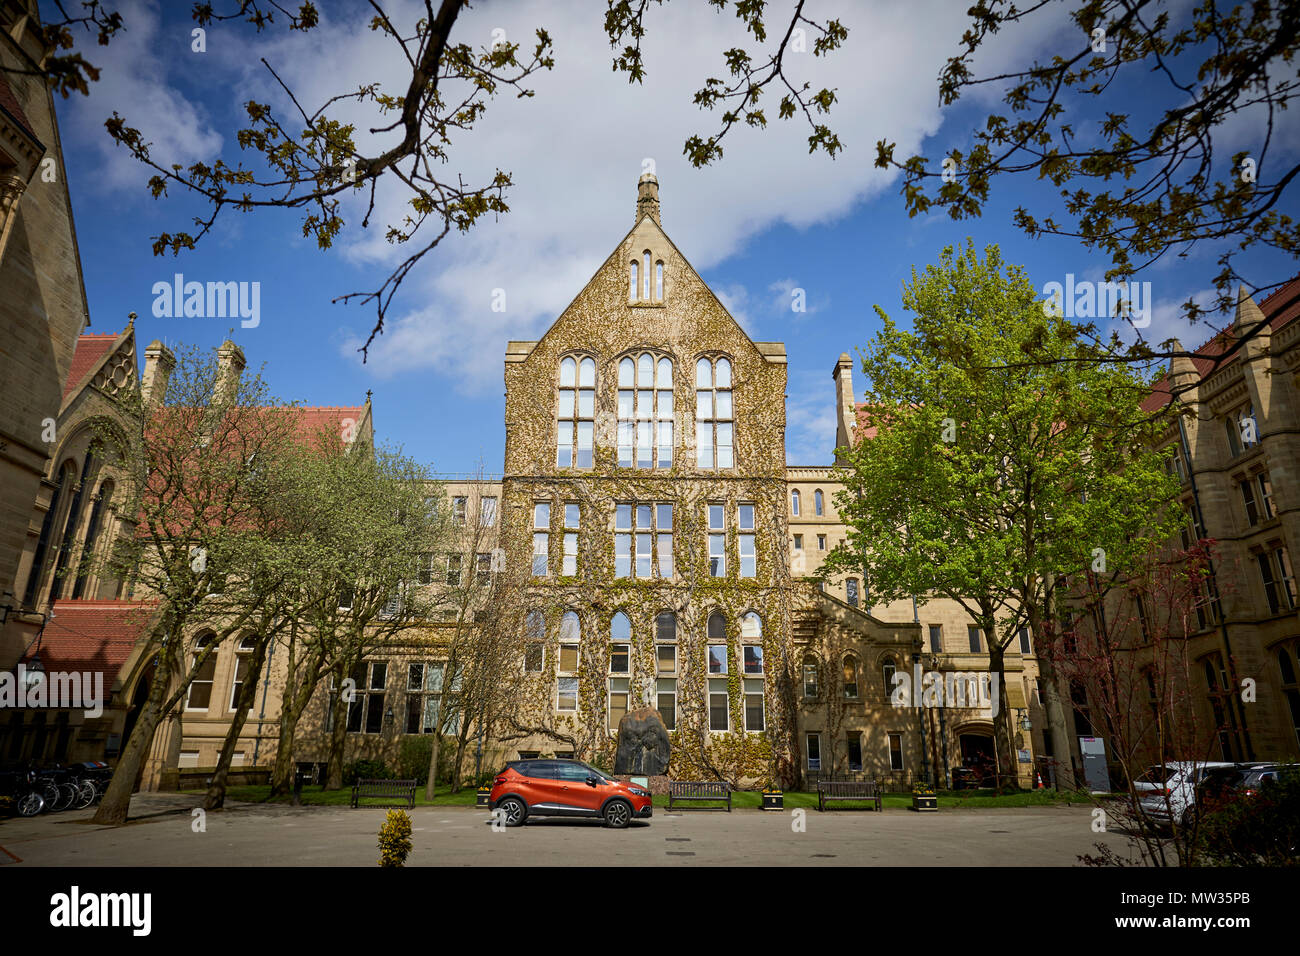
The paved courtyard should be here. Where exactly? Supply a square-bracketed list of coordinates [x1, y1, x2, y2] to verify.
[0, 795, 1132, 866]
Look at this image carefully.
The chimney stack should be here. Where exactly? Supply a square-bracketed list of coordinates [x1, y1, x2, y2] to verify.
[141, 339, 175, 407]
[832, 352, 856, 460]
[636, 172, 660, 225]
[215, 340, 246, 406]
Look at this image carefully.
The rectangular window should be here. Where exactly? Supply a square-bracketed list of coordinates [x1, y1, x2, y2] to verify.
[1018, 627, 1032, 655]
[793, 533, 803, 550]
[818, 534, 827, 551]
[738, 503, 754, 530]
[657, 679, 677, 730]
[929, 624, 943, 652]
[476, 552, 491, 586]
[564, 502, 580, 528]
[846, 578, 859, 607]
[739, 534, 755, 578]
[656, 644, 677, 675]
[532, 533, 549, 578]
[445, 554, 462, 587]
[417, 553, 433, 586]
[803, 661, 819, 698]
[1260, 548, 1298, 614]
[806, 732, 821, 771]
[558, 645, 579, 673]
[524, 644, 544, 673]
[743, 644, 764, 675]
[847, 732, 863, 772]
[1257, 472, 1275, 521]
[479, 496, 497, 527]
[615, 501, 672, 579]
[744, 679, 765, 731]
[562, 533, 577, 576]
[888, 732, 904, 771]
[707, 645, 727, 675]
[1241, 477, 1260, 526]
[709, 679, 729, 731]
[557, 677, 578, 712]
[608, 678, 629, 731]
[452, 497, 467, 526]
[968, 625, 983, 653]
[609, 643, 630, 674]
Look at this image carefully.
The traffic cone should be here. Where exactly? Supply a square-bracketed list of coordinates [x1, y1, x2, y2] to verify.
[1034, 770, 1044, 789]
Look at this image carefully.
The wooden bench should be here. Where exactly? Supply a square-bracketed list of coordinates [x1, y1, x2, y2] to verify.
[350, 778, 417, 809]
[667, 780, 731, 811]
[817, 779, 882, 811]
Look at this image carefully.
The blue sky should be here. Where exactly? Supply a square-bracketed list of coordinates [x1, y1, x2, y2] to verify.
[52, 0, 1298, 473]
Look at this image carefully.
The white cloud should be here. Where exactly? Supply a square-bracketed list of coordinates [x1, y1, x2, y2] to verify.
[62, 0, 222, 192]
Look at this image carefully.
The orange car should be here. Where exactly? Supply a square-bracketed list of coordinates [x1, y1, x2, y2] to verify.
[488, 759, 652, 828]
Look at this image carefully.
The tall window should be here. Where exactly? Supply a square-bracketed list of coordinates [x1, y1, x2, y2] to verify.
[1225, 404, 1258, 458]
[791, 489, 800, 515]
[846, 578, 859, 607]
[741, 612, 763, 676]
[1018, 627, 1032, 655]
[229, 635, 257, 711]
[802, 655, 820, 697]
[72, 478, 113, 599]
[557, 355, 595, 468]
[968, 625, 983, 653]
[615, 502, 673, 578]
[1276, 644, 1300, 749]
[533, 502, 550, 578]
[708, 503, 726, 576]
[475, 552, 492, 586]
[557, 612, 580, 712]
[842, 655, 859, 699]
[928, 624, 943, 652]
[186, 635, 217, 710]
[562, 503, 579, 576]
[738, 502, 756, 578]
[814, 489, 824, 516]
[347, 660, 389, 734]
[405, 662, 445, 734]
[609, 612, 631, 731]
[882, 656, 897, 694]
[452, 496, 467, 526]
[446, 554, 462, 586]
[1203, 654, 1242, 760]
[888, 732, 904, 771]
[656, 611, 677, 730]
[1240, 471, 1275, 526]
[618, 353, 673, 468]
[806, 732, 821, 771]
[479, 496, 497, 527]
[695, 356, 734, 468]
[1258, 547, 1297, 614]
[847, 732, 863, 771]
[707, 611, 728, 677]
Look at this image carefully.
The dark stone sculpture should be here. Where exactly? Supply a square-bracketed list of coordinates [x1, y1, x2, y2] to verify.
[613, 706, 671, 776]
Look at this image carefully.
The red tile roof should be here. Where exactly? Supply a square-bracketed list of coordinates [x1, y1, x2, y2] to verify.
[62, 333, 121, 401]
[0, 72, 39, 145]
[1142, 276, 1300, 413]
[35, 600, 158, 687]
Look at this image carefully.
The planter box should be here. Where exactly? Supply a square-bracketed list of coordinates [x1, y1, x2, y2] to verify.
[911, 794, 938, 812]
[762, 792, 784, 811]
[476, 788, 491, 807]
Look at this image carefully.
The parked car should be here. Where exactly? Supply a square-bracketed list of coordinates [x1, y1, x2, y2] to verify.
[488, 759, 652, 828]
[1137, 761, 1239, 828]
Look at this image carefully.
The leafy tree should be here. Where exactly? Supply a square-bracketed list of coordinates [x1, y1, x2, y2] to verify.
[825, 242, 1181, 784]
[88, 342, 300, 825]
[875, 0, 1300, 329]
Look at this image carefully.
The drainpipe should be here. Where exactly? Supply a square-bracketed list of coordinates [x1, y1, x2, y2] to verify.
[1176, 415, 1254, 760]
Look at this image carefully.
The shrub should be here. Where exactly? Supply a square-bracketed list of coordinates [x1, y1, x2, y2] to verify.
[343, 759, 392, 786]
[377, 809, 413, 867]
[398, 737, 433, 785]
[1199, 772, 1300, 866]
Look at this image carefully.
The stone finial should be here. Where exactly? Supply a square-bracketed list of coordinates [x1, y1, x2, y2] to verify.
[636, 172, 660, 225]
[1168, 338, 1198, 387]
[142, 339, 176, 407]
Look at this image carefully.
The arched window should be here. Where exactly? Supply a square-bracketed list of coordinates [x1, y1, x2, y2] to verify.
[618, 352, 673, 468]
[842, 655, 859, 699]
[882, 656, 897, 695]
[23, 459, 76, 606]
[695, 356, 733, 468]
[557, 356, 595, 468]
[229, 634, 258, 711]
[72, 478, 114, 599]
[706, 610, 728, 676]
[791, 489, 800, 516]
[643, 251, 651, 299]
[655, 260, 664, 300]
[740, 612, 763, 676]
[610, 611, 631, 643]
[629, 260, 638, 299]
[802, 654, 820, 697]
[707, 610, 727, 640]
[814, 489, 824, 516]
[187, 634, 218, 711]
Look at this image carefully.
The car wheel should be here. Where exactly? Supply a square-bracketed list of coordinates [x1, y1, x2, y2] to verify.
[17, 792, 44, 817]
[603, 799, 632, 829]
[498, 797, 527, 828]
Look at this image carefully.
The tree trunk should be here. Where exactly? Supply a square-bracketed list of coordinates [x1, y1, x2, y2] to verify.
[325, 679, 349, 790]
[986, 639, 1017, 786]
[92, 646, 174, 824]
[203, 638, 270, 810]
[424, 731, 442, 800]
[1036, 583, 1076, 789]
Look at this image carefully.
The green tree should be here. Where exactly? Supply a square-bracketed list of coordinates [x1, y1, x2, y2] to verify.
[825, 242, 1182, 784]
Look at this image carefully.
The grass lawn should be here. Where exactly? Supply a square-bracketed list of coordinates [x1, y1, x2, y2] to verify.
[188, 783, 1085, 811]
